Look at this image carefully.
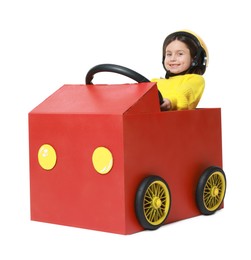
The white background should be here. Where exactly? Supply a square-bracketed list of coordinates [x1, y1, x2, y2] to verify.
[1, 0, 250, 259]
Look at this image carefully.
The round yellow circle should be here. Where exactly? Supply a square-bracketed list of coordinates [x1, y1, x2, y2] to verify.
[92, 147, 113, 174]
[38, 144, 57, 170]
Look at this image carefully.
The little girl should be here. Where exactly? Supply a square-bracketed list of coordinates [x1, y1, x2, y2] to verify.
[152, 30, 208, 111]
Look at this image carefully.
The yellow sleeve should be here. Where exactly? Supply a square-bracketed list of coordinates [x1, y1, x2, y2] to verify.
[151, 75, 205, 110]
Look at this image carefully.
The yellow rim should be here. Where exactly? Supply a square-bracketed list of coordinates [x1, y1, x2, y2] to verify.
[143, 180, 170, 225]
[203, 171, 226, 211]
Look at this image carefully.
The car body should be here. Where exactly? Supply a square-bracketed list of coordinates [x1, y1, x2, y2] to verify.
[29, 82, 225, 235]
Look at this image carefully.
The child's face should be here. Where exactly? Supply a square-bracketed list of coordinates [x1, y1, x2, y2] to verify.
[164, 40, 192, 74]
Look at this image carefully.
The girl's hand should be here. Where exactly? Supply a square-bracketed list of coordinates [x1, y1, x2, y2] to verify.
[160, 98, 172, 111]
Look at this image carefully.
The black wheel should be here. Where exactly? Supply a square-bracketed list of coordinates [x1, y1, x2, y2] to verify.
[135, 175, 171, 230]
[196, 166, 226, 215]
[85, 63, 164, 105]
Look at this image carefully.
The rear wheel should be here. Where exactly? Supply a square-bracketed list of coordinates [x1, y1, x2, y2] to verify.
[135, 175, 171, 230]
[196, 166, 226, 215]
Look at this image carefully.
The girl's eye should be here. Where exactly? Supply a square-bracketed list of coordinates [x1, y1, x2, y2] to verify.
[166, 53, 171, 57]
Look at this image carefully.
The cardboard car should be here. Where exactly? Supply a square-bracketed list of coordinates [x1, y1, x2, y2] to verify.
[29, 64, 226, 234]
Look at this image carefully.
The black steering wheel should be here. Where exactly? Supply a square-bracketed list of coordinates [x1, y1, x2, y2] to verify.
[85, 64, 164, 105]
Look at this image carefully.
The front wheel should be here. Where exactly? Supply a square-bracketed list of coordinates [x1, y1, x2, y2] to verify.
[196, 166, 226, 215]
[135, 175, 171, 230]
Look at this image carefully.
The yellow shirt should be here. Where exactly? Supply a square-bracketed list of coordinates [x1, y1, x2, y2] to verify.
[151, 74, 205, 110]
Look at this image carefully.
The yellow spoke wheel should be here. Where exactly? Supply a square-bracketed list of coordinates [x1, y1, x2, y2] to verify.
[135, 176, 171, 230]
[196, 166, 226, 215]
